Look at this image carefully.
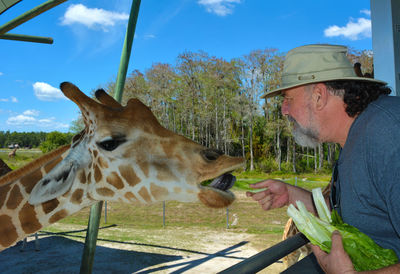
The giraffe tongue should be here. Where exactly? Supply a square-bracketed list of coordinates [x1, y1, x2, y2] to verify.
[209, 173, 236, 191]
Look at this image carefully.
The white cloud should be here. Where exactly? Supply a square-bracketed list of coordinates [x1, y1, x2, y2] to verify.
[23, 109, 40, 116]
[0, 72, 3, 76]
[7, 113, 69, 129]
[61, 4, 129, 31]
[324, 17, 371, 40]
[33, 82, 66, 101]
[0, 96, 18, 103]
[7, 114, 36, 125]
[144, 34, 156, 39]
[198, 0, 241, 16]
[360, 9, 371, 16]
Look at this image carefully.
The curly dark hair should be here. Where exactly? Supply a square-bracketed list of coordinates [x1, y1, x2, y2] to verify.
[325, 80, 392, 117]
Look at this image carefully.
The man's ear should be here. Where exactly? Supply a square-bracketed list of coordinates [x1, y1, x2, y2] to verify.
[312, 83, 329, 111]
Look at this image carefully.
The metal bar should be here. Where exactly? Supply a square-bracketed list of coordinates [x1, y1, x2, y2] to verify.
[113, 0, 142, 102]
[219, 233, 309, 274]
[79, 1, 142, 273]
[104, 201, 107, 224]
[0, 33, 53, 44]
[79, 201, 103, 274]
[0, 0, 67, 35]
[226, 207, 229, 229]
[163, 201, 166, 228]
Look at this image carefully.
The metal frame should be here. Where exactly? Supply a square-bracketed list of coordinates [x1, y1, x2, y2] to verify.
[0, 0, 66, 44]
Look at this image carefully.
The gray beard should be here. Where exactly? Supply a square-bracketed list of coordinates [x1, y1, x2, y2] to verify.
[288, 116, 319, 148]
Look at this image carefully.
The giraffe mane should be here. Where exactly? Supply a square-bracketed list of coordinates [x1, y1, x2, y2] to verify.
[0, 145, 70, 187]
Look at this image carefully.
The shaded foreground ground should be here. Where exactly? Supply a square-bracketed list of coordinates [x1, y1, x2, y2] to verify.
[0, 224, 285, 273]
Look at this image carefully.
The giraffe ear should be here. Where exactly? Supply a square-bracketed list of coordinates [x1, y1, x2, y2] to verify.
[28, 142, 91, 205]
[28, 161, 78, 205]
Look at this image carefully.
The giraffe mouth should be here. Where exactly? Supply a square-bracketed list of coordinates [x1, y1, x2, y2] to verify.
[208, 173, 236, 192]
[198, 173, 236, 208]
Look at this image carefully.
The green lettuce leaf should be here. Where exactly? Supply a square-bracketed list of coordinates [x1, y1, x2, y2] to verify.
[287, 188, 399, 271]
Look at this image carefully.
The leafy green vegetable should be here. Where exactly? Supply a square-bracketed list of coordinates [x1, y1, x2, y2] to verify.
[287, 188, 399, 271]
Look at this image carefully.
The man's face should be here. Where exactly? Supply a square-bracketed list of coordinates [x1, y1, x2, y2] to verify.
[281, 86, 320, 148]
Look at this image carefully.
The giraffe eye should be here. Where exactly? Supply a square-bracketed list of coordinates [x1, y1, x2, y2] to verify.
[201, 149, 223, 162]
[97, 138, 126, 151]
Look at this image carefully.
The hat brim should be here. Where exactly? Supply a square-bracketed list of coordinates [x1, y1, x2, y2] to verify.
[261, 77, 387, 99]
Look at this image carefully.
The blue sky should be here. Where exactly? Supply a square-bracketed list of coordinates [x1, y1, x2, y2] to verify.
[0, 0, 372, 132]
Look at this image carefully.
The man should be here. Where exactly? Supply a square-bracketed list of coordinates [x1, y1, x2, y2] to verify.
[247, 44, 400, 273]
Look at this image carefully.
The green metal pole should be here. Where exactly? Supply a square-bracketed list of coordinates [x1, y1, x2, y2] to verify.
[0, 0, 67, 35]
[79, 201, 103, 274]
[0, 33, 53, 44]
[79, 1, 141, 273]
[114, 0, 142, 102]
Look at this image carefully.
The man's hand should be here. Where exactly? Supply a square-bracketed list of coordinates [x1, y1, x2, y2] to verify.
[245, 179, 289, 211]
[311, 230, 355, 274]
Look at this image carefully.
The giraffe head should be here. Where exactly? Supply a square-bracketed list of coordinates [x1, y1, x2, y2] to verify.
[28, 82, 245, 208]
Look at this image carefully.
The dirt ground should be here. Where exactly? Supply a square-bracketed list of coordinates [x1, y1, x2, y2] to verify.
[0, 225, 285, 273]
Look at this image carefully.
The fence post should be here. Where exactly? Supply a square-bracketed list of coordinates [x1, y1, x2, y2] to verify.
[226, 207, 229, 229]
[163, 201, 166, 228]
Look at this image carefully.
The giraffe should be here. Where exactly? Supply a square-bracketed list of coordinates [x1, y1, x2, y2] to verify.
[8, 147, 18, 158]
[281, 182, 331, 268]
[0, 82, 245, 251]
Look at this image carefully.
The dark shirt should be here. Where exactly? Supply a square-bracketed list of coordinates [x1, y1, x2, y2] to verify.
[335, 95, 400, 258]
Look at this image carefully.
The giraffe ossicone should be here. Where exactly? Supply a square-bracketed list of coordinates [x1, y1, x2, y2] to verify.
[0, 82, 245, 251]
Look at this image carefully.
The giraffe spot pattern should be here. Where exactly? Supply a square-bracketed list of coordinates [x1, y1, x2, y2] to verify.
[0, 184, 11, 209]
[49, 209, 68, 224]
[6, 185, 23, 210]
[97, 156, 109, 169]
[43, 157, 63, 173]
[78, 170, 87, 184]
[94, 164, 102, 182]
[96, 187, 114, 197]
[19, 202, 42, 234]
[173, 187, 182, 194]
[0, 215, 18, 247]
[71, 189, 84, 204]
[106, 172, 124, 189]
[20, 168, 43, 194]
[124, 192, 137, 202]
[154, 162, 179, 182]
[138, 186, 152, 203]
[150, 183, 168, 200]
[42, 199, 60, 214]
[119, 165, 141, 186]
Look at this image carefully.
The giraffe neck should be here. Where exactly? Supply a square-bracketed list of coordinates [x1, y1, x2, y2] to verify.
[0, 145, 95, 250]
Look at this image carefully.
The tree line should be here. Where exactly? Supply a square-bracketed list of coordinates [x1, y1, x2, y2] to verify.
[0, 131, 73, 153]
[4, 47, 373, 174]
[101, 47, 373, 174]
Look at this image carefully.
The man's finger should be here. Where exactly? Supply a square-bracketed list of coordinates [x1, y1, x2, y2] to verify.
[331, 230, 345, 252]
[311, 244, 326, 258]
[249, 180, 273, 189]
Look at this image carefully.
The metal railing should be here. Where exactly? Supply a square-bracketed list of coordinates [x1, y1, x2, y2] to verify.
[219, 233, 309, 274]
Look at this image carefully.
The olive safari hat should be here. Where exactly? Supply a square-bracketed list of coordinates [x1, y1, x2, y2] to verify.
[261, 44, 386, 98]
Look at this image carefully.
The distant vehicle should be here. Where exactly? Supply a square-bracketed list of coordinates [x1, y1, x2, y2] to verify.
[8, 144, 20, 149]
